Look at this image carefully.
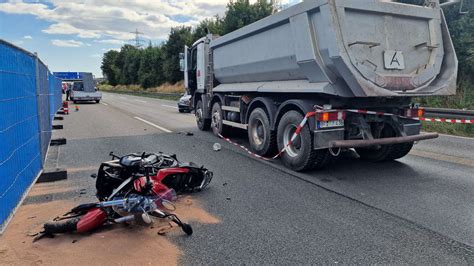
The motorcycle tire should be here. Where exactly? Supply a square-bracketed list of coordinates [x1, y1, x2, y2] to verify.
[43, 217, 80, 234]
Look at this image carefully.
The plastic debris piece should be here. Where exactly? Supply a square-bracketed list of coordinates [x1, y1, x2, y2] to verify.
[213, 143, 221, 151]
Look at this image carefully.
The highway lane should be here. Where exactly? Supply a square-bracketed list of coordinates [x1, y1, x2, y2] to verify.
[57, 92, 474, 263]
[99, 92, 474, 246]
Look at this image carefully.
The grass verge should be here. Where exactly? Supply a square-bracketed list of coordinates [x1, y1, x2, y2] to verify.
[422, 122, 473, 138]
[98, 83, 184, 101]
[101, 90, 181, 101]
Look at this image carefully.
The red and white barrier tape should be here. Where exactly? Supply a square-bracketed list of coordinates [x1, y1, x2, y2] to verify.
[415, 117, 473, 124]
[217, 108, 471, 161]
[218, 111, 316, 160]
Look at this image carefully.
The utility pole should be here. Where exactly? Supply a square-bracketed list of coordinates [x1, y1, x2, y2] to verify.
[130, 29, 144, 48]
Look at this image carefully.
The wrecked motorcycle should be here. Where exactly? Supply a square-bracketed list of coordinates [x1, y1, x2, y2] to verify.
[37, 152, 212, 240]
[95, 152, 213, 200]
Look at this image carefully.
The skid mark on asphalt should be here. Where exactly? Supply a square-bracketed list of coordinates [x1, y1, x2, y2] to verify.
[410, 149, 474, 167]
[134, 116, 173, 133]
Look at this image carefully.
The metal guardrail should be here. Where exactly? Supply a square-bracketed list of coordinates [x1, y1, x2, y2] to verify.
[424, 107, 474, 120]
[102, 90, 182, 98]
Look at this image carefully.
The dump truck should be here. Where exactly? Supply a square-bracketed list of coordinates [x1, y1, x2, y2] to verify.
[54, 72, 102, 103]
[180, 0, 458, 171]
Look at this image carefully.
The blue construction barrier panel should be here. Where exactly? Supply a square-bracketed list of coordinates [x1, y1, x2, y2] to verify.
[37, 61, 52, 162]
[0, 40, 62, 233]
[49, 73, 62, 123]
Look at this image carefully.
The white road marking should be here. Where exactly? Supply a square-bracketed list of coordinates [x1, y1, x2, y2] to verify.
[101, 102, 108, 106]
[134, 99, 147, 103]
[134, 116, 172, 133]
[162, 104, 177, 109]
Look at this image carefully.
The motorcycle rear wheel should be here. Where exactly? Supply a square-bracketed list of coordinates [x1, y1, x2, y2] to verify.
[43, 217, 80, 234]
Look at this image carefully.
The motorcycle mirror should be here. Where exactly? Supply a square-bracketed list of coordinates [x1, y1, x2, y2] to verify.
[109, 151, 114, 156]
[141, 152, 146, 159]
[90, 174, 97, 179]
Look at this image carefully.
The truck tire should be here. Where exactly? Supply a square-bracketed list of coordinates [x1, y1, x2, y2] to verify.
[356, 125, 414, 162]
[277, 111, 329, 171]
[211, 102, 230, 136]
[195, 100, 210, 131]
[248, 108, 276, 156]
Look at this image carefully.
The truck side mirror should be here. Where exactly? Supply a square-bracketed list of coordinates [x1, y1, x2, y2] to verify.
[179, 53, 185, 72]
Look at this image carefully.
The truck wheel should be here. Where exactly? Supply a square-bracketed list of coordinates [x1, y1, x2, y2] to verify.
[211, 102, 230, 136]
[277, 111, 329, 171]
[356, 125, 413, 162]
[195, 100, 210, 131]
[248, 108, 276, 156]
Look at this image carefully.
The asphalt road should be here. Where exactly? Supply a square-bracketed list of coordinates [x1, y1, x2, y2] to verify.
[54, 92, 473, 264]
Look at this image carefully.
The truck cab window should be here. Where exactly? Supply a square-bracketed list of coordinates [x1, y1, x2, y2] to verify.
[189, 47, 198, 92]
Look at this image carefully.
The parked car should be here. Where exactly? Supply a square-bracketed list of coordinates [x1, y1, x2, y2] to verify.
[177, 92, 192, 113]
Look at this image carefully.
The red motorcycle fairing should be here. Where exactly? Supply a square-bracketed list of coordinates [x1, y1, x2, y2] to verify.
[76, 208, 108, 233]
[154, 168, 190, 183]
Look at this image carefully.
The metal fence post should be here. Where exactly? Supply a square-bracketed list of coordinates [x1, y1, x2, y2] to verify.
[34, 52, 44, 167]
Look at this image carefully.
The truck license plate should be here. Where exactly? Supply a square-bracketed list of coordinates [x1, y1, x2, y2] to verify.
[317, 120, 344, 129]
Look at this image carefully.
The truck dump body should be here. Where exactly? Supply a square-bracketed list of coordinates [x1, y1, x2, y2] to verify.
[210, 0, 457, 97]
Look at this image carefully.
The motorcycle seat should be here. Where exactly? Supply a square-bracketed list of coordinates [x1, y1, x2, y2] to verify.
[119, 154, 159, 167]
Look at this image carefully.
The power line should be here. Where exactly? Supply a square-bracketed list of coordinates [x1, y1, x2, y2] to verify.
[130, 29, 145, 48]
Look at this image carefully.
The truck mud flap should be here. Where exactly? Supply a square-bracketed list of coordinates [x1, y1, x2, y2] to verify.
[329, 133, 438, 149]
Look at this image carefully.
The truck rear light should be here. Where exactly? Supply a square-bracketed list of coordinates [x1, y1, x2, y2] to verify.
[316, 111, 346, 121]
[405, 108, 425, 118]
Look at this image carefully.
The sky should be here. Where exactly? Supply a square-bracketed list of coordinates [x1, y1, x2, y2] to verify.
[0, 0, 301, 78]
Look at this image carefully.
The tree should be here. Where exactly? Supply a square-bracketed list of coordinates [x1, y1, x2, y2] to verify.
[161, 26, 193, 83]
[100, 0, 275, 87]
[101, 50, 119, 85]
[193, 16, 225, 41]
[223, 0, 274, 34]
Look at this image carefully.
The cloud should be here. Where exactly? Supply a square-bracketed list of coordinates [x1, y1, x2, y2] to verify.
[0, 0, 229, 42]
[51, 39, 85, 47]
[43, 23, 101, 38]
[0, 1, 300, 46]
[23, 35, 33, 39]
[95, 39, 125, 45]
